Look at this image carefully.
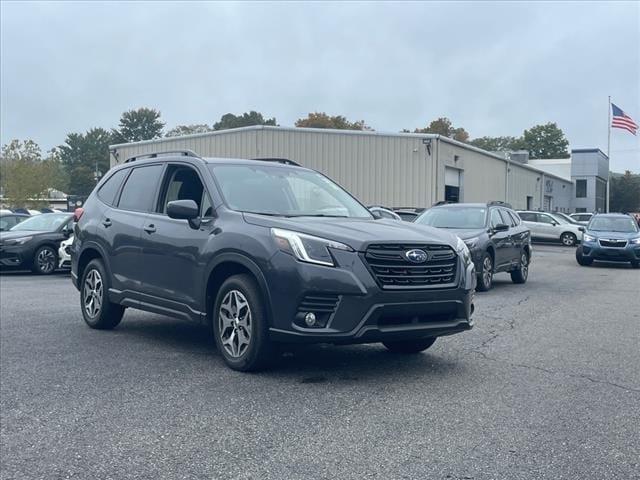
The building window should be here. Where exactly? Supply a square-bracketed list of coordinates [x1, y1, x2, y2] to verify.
[576, 179, 587, 198]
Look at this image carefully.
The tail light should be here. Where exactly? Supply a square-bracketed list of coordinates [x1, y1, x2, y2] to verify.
[73, 207, 85, 222]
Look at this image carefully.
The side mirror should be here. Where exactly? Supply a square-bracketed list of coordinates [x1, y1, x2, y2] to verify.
[578, 226, 585, 232]
[493, 223, 509, 232]
[167, 199, 201, 229]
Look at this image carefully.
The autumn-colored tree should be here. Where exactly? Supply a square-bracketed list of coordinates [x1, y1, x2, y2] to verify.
[295, 112, 372, 131]
[413, 117, 469, 142]
[165, 124, 213, 137]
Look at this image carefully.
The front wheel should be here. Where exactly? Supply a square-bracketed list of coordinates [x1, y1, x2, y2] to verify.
[510, 250, 529, 284]
[476, 252, 493, 291]
[561, 232, 577, 247]
[382, 337, 437, 353]
[212, 274, 275, 372]
[575, 247, 593, 266]
[32, 245, 57, 275]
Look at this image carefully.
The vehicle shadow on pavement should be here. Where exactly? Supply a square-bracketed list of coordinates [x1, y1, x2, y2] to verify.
[0, 269, 70, 277]
[116, 315, 464, 381]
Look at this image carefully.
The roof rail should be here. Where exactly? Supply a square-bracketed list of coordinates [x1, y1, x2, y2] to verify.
[124, 150, 201, 163]
[487, 201, 512, 209]
[251, 157, 301, 166]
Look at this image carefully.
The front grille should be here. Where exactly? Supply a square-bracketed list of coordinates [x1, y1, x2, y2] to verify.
[297, 294, 341, 314]
[599, 239, 628, 248]
[364, 243, 457, 288]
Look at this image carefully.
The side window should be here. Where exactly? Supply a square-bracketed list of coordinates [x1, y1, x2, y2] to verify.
[97, 168, 129, 206]
[490, 209, 505, 228]
[518, 212, 534, 222]
[0, 216, 15, 231]
[537, 214, 555, 224]
[117, 165, 164, 212]
[508, 210, 521, 226]
[502, 209, 517, 227]
[158, 165, 212, 217]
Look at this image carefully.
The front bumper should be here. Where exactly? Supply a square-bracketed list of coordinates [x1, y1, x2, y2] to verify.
[581, 240, 640, 262]
[265, 249, 475, 345]
[0, 245, 31, 268]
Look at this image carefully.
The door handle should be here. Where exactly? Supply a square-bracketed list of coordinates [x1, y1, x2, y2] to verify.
[102, 218, 112, 228]
[143, 224, 156, 234]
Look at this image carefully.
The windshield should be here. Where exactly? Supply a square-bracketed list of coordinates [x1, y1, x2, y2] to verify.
[552, 212, 578, 224]
[209, 164, 372, 218]
[10, 213, 72, 232]
[550, 213, 571, 224]
[416, 207, 487, 229]
[588, 217, 638, 233]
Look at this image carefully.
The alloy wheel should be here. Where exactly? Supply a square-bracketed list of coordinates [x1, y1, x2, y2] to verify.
[83, 269, 103, 318]
[37, 248, 56, 273]
[482, 256, 493, 288]
[219, 290, 252, 358]
[562, 234, 575, 246]
[520, 253, 529, 279]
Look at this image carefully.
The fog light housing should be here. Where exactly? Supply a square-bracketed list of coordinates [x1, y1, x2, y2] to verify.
[304, 312, 317, 327]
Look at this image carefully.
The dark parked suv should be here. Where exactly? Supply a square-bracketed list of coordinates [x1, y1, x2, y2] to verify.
[72, 151, 476, 371]
[415, 202, 531, 291]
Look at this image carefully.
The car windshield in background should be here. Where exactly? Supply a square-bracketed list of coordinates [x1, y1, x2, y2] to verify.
[416, 207, 487, 229]
[209, 164, 372, 218]
[588, 217, 638, 233]
[9, 213, 71, 232]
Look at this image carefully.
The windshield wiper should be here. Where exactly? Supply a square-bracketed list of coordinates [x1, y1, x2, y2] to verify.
[242, 211, 287, 217]
[288, 214, 349, 218]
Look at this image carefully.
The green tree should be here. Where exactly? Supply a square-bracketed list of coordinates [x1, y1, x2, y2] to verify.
[213, 111, 277, 131]
[165, 124, 213, 137]
[609, 171, 640, 212]
[469, 136, 526, 152]
[413, 117, 469, 142]
[295, 112, 371, 130]
[0, 139, 50, 207]
[112, 107, 165, 143]
[521, 122, 569, 159]
[59, 128, 112, 195]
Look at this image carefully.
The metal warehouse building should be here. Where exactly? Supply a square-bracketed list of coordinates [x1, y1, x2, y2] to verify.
[109, 126, 574, 212]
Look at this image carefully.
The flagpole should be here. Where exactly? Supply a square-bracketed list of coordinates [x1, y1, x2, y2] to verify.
[606, 96, 611, 213]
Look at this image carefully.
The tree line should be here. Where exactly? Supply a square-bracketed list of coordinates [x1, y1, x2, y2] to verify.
[2, 106, 615, 208]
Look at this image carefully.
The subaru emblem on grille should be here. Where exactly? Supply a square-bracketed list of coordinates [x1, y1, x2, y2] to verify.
[405, 249, 429, 263]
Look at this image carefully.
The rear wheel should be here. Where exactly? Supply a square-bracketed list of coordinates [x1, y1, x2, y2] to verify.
[561, 232, 577, 247]
[81, 259, 124, 329]
[212, 274, 275, 371]
[32, 245, 57, 275]
[476, 252, 493, 291]
[510, 250, 529, 284]
[575, 247, 593, 266]
[382, 337, 437, 354]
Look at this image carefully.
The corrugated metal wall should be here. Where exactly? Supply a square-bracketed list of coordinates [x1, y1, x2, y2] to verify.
[110, 126, 573, 211]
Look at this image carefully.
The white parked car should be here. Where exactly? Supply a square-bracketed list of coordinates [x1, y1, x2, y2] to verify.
[569, 212, 594, 225]
[58, 235, 73, 269]
[517, 211, 583, 246]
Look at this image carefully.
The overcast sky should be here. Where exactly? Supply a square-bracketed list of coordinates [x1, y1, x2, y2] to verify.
[1, 1, 638, 171]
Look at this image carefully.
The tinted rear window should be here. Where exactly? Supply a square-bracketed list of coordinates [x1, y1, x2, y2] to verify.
[117, 165, 163, 212]
[97, 168, 129, 206]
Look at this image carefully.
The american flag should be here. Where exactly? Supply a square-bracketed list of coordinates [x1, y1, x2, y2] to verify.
[611, 103, 638, 135]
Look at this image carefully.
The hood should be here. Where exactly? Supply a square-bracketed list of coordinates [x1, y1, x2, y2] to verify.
[242, 214, 459, 251]
[587, 230, 639, 240]
[439, 228, 486, 241]
[0, 230, 47, 242]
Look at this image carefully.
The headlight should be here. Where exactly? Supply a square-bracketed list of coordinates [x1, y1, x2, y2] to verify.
[463, 237, 479, 249]
[630, 237, 640, 245]
[4, 236, 33, 245]
[456, 236, 472, 265]
[271, 228, 353, 267]
[583, 233, 596, 242]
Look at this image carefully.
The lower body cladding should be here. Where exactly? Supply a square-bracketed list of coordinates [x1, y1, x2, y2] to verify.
[265, 249, 476, 345]
[0, 247, 29, 268]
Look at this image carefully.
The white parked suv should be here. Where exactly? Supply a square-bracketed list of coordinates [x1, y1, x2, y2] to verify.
[58, 235, 73, 269]
[517, 211, 583, 246]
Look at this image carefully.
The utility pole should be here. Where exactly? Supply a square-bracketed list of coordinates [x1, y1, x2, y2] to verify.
[606, 96, 611, 213]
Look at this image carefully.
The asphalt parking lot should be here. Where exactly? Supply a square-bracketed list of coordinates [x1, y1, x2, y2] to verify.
[1, 245, 639, 480]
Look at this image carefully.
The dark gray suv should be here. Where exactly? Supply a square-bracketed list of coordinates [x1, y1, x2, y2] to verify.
[72, 151, 476, 371]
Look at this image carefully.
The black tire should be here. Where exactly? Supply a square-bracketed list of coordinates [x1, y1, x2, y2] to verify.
[212, 274, 275, 372]
[575, 247, 593, 266]
[32, 245, 58, 275]
[382, 337, 437, 354]
[476, 252, 493, 291]
[510, 250, 529, 284]
[80, 259, 124, 329]
[560, 232, 577, 247]
[631, 260, 640, 269]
